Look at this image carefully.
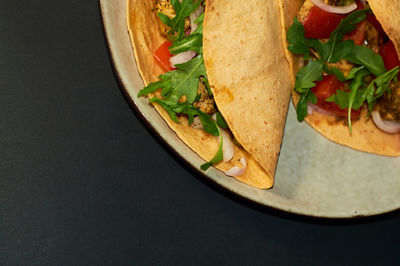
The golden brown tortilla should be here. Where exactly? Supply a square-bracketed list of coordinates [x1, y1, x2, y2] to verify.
[127, 0, 282, 188]
[287, 0, 400, 156]
[203, 0, 299, 185]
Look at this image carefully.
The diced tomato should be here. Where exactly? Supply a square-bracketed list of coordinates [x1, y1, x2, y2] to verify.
[302, 6, 345, 39]
[311, 75, 361, 119]
[303, 1, 366, 43]
[153, 41, 175, 72]
[380, 40, 400, 77]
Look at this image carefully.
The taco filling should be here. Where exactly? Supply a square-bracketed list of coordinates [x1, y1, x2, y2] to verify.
[287, 0, 400, 135]
[137, 0, 244, 174]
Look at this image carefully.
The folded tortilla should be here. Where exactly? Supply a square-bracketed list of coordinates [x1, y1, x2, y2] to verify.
[203, 0, 304, 187]
[127, 0, 299, 188]
[286, 0, 400, 156]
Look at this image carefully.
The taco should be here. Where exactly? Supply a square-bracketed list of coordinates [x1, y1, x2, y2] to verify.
[126, 0, 300, 188]
[285, 0, 400, 156]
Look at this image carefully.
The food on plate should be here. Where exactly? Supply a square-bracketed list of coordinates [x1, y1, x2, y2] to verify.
[286, 0, 400, 156]
[126, 0, 302, 188]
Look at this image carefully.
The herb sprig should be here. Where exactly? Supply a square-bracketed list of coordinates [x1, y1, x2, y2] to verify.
[157, 0, 202, 41]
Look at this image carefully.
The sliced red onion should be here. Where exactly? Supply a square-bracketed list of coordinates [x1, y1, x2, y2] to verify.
[169, 50, 196, 68]
[307, 103, 314, 115]
[308, 103, 335, 117]
[311, 0, 357, 14]
[225, 157, 247, 177]
[371, 111, 400, 134]
[221, 129, 234, 162]
[190, 5, 204, 34]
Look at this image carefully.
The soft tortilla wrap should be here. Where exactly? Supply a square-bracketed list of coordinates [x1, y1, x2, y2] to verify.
[127, 0, 297, 188]
[203, 0, 302, 185]
[286, 0, 400, 156]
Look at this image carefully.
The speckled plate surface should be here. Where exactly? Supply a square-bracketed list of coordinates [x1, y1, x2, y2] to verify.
[100, 0, 400, 218]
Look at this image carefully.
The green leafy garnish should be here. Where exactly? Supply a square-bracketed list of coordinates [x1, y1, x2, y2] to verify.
[364, 67, 400, 111]
[297, 90, 317, 122]
[157, 0, 202, 41]
[149, 98, 219, 136]
[294, 60, 323, 121]
[287, 10, 369, 63]
[346, 68, 370, 133]
[287, 18, 310, 56]
[216, 112, 228, 129]
[323, 9, 368, 62]
[139, 55, 206, 105]
[169, 34, 203, 54]
[323, 65, 346, 82]
[294, 60, 324, 92]
[345, 45, 386, 76]
[286, 7, 398, 132]
[200, 125, 223, 171]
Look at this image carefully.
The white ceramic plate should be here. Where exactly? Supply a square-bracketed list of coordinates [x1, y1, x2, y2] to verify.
[100, 0, 400, 218]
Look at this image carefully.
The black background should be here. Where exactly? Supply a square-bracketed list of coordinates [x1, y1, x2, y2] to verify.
[1, 1, 400, 265]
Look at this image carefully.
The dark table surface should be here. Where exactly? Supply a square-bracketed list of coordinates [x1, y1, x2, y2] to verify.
[1, 1, 400, 265]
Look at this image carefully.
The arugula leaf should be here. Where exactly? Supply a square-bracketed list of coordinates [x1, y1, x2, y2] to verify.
[308, 39, 330, 60]
[137, 79, 170, 98]
[158, 0, 201, 41]
[326, 40, 354, 63]
[324, 9, 368, 62]
[325, 69, 368, 110]
[168, 55, 206, 103]
[287, 18, 309, 56]
[365, 67, 400, 112]
[308, 10, 367, 63]
[345, 45, 386, 76]
[323, 65, 346, 82]
[297, 90, 317, 122]
[192, 13, 204, 35]
[169, 33, 203, 54]
[294, 60, 324, 92]
[200, 125, 223, 171]
[287, 10, 367, 63]
[149, 98, 219, 136]
[346, 66, 366, 80]
[216, 112, 228, 129]
[347, 68, 369, 133]
[202, 76, 212, 96]
[326, 89, 350, 109]
[139, 55, 207, 105]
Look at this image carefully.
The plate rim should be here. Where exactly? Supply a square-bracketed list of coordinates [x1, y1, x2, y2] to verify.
[99, 0, 400, 219]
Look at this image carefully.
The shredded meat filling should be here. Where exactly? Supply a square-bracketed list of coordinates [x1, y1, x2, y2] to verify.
[374, 83, 400, 121]
[193, 82, 216, 114]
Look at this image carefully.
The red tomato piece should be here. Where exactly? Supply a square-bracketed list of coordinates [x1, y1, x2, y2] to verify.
[380, 40, 400, 71]
[153, 41, 175, 72]
[303, 1, 367, 42]
[302, 6, 345, 39]
[311, 75, 361, 119]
